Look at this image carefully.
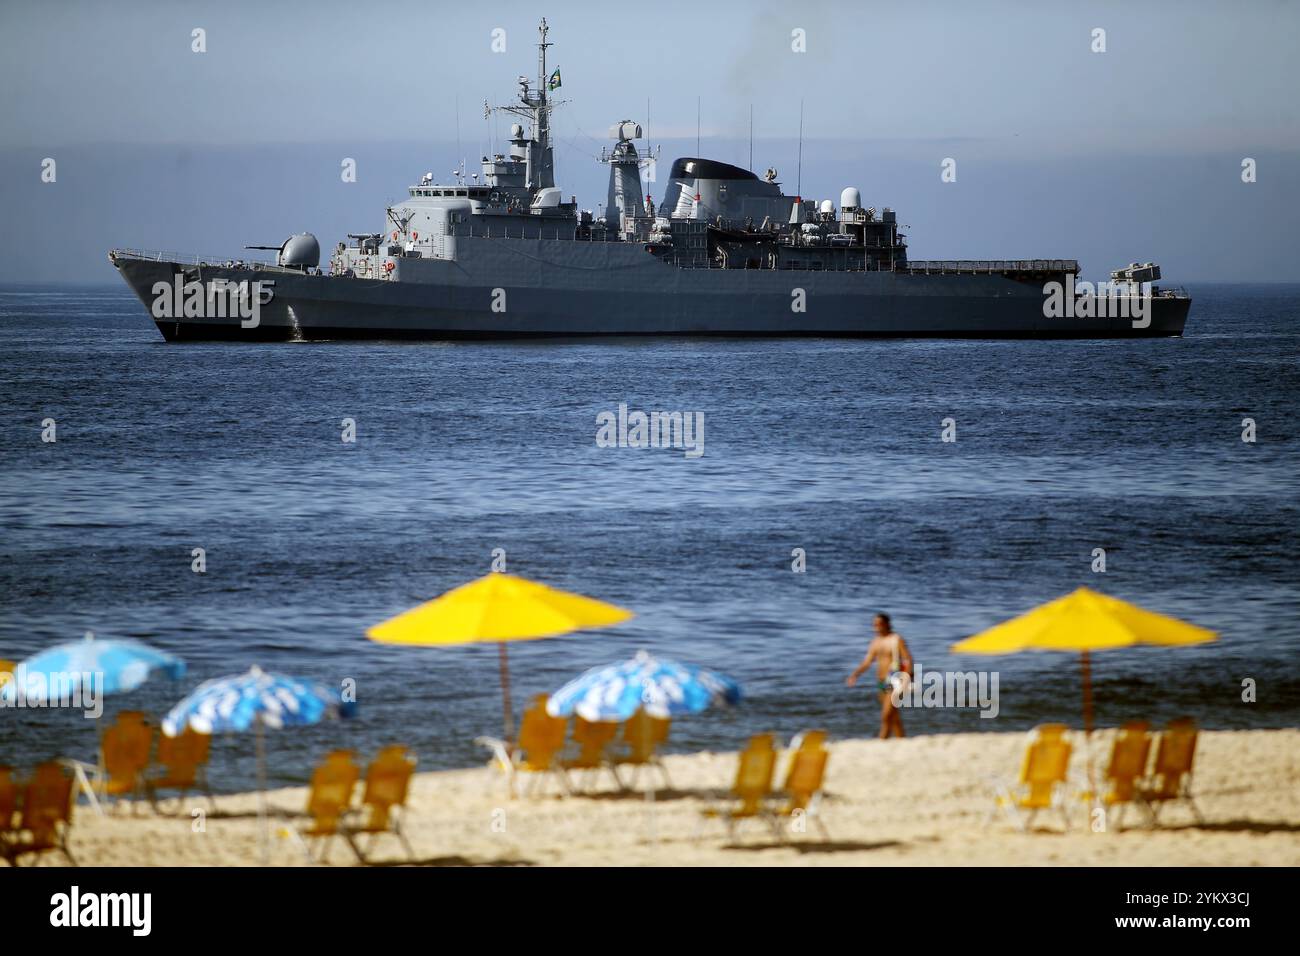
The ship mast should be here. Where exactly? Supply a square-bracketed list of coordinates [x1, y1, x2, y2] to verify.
[486, 18, 556, 192]
[537, 16, 551, 111]
[533, 17, 553, 189]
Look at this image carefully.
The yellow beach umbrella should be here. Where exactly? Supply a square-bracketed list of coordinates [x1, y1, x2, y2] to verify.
[367, 572, 634, 738]
[951, 586, 1216, 733]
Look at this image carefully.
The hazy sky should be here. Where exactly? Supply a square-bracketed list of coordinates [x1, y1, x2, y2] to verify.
[2, 0, 1297, 281]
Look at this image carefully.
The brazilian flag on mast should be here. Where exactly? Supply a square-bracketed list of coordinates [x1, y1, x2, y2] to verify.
[547, 68, 561, 91]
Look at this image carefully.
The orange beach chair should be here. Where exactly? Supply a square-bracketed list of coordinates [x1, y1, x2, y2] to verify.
[561, 716, 622, 791]
[613, 709, 672, 792]
[699, 733, 779, 839]
[1099, 721, 1152, 830]
[770, 732, 831, 840]
[146, 727, 215, 812]
[1136, 717, 1203, 826]
[343, 746, 418, 863]
[988, 723, 1074, 831]
[476, 694, 571, 798]
[297, 750, 361, 863]
[1, 762, 76, 866]
[80, 711, 155, 813]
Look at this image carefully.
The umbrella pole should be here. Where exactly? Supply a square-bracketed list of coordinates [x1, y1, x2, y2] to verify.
[1080, 649, 1098, 818]
[256, 716, 268, 865]
[498, 642, 514, 743]
[1080, 649, 1094, 736]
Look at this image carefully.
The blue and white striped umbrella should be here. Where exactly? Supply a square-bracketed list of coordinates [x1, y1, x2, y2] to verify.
[163, 665, 356, 863]
[162, 666, 356, 736]
[1, 632, 185, 703]
[546, 651, 742, 721]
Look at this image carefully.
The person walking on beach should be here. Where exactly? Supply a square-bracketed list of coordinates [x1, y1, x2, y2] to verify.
[845, 613, 914, 739]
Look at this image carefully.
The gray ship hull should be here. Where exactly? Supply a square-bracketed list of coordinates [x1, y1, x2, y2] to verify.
[111, 238, 1191, 341]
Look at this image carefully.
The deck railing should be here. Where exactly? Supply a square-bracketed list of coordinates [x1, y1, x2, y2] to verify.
[901, 259, 1079, 274]
[110, 248, 279, 268]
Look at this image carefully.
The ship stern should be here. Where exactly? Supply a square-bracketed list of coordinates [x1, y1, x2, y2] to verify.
[1149, 292, 1192, 336]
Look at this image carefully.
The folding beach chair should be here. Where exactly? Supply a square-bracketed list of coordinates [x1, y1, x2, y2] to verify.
[613, 708, 672, 792]
[561, 716, 622, 791]
[146, 727, 215, 813]
[295, 750, 361, 863]
[344, 746, 418, 863]
[699, 733, 779, 840]
[988, 723, 1073, 831]
[1099, 721, 1152, 830]
[476, 694, 571, 798]
[2, 762, 76, 866]
[66, 710, 155, 814]
[1136, 717, 1203, 826]
[770, 732, 831, 840]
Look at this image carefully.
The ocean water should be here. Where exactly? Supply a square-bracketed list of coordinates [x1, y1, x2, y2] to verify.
[2, 283, 1298, 791]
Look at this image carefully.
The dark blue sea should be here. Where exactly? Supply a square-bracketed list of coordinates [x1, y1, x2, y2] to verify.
[2, 283, 1298, 790]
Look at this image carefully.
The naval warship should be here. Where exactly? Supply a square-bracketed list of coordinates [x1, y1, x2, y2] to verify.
[110, 19, 1190, 341]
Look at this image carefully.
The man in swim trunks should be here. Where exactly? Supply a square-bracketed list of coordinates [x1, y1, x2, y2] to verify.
[845, 612, 914, 739]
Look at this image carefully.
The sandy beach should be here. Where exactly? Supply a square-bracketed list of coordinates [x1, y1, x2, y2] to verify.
[30, 728, 1300, 867]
